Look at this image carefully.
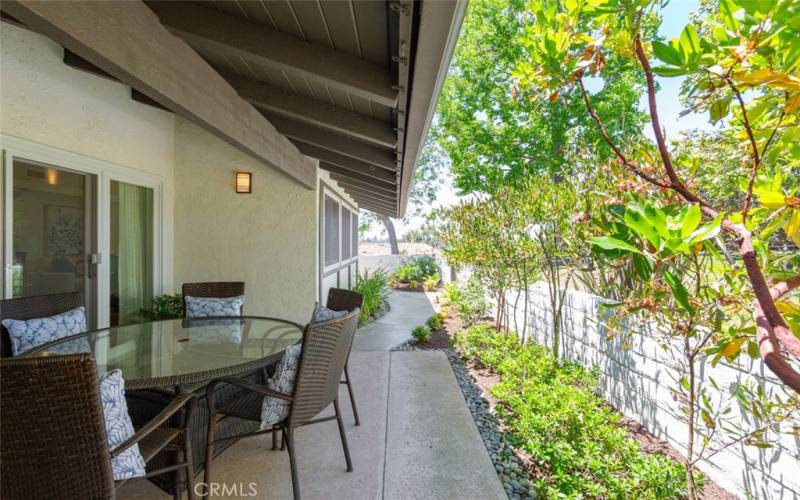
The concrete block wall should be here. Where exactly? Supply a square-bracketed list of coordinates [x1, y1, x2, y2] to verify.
[503, 284, 800, 499]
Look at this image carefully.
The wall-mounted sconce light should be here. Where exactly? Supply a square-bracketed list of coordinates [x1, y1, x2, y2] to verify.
[235, 172, 252, 193]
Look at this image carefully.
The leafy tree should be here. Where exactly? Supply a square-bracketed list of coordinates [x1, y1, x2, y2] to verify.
[436, 0, 649, 195]
[516, 0, 800, 496]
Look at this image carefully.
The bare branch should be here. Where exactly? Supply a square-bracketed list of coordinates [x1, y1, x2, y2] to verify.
[576, 77, 668, 188]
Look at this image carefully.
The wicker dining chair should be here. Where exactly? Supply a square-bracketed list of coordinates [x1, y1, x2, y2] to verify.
[0, 291, 84, 358]
[0, 354, 197, 500]
[324, 288, 364, 426]
[181, 282, 245, 317]
[203, 308, 361, 500]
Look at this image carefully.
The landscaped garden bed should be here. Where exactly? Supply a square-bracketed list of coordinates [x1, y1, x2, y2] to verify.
[396, 287, 737, 499]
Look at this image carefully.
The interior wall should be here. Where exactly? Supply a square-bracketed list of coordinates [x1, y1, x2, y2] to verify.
[172, 118, 318, 324]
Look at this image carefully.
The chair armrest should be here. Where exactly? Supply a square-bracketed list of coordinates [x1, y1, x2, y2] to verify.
[110, 392, 196, 459]
[206, 377, 292, 414]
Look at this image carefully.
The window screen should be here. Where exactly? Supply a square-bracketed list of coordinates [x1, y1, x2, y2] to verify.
[341, 208, 351, 260]
[324, 196, 339, 266]
[351, 212, 358, 257]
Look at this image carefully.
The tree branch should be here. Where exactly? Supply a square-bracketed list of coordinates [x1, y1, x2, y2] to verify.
[724, 77, 761, 219]
[576, 77, 668, 188]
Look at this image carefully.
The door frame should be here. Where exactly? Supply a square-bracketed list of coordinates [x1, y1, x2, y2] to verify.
[1, 134, 166, 328]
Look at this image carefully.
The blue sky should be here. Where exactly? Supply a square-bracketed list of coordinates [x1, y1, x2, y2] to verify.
[372, 0, 713, 239]
[652, 0, 718, 138]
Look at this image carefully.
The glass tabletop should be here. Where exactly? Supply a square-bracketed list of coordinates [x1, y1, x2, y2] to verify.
[21, 316, 303, 389]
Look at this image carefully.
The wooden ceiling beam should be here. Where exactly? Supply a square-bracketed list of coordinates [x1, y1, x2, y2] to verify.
[335, 182, 397, 205]
[319, 162, 396, 190]
[293, 141, 395, 182]
[329, 173, 396, 196]
[263, 113, 397, 170]
[354, 197, 397, 215]
[148, 1, 397, 107]
[225, 72, 396, 148]
[3, 0, 316, 188]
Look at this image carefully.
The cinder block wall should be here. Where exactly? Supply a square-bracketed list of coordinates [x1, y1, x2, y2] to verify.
[503, 285, 799, 499]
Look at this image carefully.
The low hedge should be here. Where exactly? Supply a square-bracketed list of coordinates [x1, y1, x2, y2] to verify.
[456, 325, 692, 499]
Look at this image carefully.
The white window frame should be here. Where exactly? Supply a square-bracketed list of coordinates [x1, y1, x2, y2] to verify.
[318, 180, 358, 301]
[1, 134, 166, 329]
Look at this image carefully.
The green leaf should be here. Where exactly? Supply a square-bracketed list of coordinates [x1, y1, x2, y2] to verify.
[747, 341, 760, 359]
[588, 236, 644, 255]
[679, 24, 701, 62]
[624, 208, 661, 247]
[632, 254, 654, 280]
[652, 40, 683, 66]
[680, 204, 702, 238]
[689, 213, 724, 244]
[651, 66, 688, 77]
[709, 96, 732, 123]
[664, 269, 695, 314]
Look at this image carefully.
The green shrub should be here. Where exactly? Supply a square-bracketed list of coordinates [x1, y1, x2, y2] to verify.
[411, 325, 432, 342]
[395, 255, 441, 283]
[423, 273, 441, 291]
[140, 294, 183, 320]
[456, 279, 489, 325]
[426, 313, 444, 331]
[354, 269, 390, 325]
[456, 326, 691, 499]
[442, 282, 463, 306]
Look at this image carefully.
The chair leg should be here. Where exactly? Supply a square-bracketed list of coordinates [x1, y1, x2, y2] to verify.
[272, 428, 278, 450]
[285, 428, 300, 500]
[203, 413, 217, 498]
[343, 363, 360, 426]
[184, 429, 196, 500]
[333, 398, 353, 472]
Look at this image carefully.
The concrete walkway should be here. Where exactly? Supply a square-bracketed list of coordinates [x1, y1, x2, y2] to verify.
[352, 290, 435, 351]
[120, 292, 504, 500]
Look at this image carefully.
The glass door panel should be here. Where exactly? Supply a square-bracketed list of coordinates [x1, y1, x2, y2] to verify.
[11, 160, 93, 312]
[110, 181, 153, 326]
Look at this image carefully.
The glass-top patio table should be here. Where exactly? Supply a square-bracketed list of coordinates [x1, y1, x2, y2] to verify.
[22, 316, 304, 390]
[20, 316, 304, 495]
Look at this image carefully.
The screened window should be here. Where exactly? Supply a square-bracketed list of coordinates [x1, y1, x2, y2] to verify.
[324, 196, 339, 266]
[351, 212, 358, 257]
[341, 208, 352, 260]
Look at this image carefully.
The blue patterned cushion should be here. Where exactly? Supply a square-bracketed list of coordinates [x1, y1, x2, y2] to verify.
[2, 306, 87, 355]
[99, 369, 146, 481]
[184, 295, 244, 318]
[312, 304, 348, 322]
[260, 343, 302, 429]
[189, 318, 243, 344]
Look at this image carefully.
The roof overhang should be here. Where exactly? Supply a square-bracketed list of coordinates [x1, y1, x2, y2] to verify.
[1, 0, 467, 217]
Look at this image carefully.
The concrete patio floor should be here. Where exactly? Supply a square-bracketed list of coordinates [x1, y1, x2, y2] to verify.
[120, 292, 505, 500]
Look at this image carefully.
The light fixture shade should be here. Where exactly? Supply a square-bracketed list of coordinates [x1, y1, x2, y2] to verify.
[235, 172, 252, 193]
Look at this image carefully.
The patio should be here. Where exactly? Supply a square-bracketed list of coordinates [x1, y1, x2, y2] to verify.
[118, 291, 505, 500]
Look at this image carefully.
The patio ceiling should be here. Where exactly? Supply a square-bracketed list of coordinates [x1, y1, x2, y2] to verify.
[1, 0, 466, 217]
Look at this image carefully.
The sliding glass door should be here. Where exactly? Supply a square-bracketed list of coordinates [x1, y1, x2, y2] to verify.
[8, 159, 97, 323]
[3, 137, 163, 329]
[110, 181, 153, 326]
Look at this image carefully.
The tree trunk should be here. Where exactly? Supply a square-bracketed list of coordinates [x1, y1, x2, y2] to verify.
[380, 215, 399, 254]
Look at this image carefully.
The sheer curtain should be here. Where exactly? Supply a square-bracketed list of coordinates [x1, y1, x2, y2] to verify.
[115, 182, 153, 325]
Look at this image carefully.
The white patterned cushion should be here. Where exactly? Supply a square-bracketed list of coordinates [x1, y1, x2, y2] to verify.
[260, 343, 302, 429]
[185, 295, 244, 318]
[99, 369, 146, 481]
[2, 306, 87, 355]
[312, 304, 348, 322]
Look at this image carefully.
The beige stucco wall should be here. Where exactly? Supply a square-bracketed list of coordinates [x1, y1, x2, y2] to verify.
[2, 23, 323, 324]
[0, 23, 175, 179]
[172, 118, 318, 324]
